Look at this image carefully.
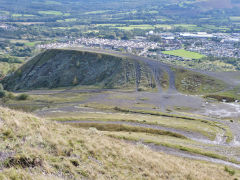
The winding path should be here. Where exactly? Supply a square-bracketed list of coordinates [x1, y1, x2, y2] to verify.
[129, 141, 240, 169]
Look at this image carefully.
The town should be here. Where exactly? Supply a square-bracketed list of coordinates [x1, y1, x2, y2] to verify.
[38, 32, 240, 62]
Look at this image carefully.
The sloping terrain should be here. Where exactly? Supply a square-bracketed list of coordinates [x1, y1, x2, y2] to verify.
[2, 48, 226, 95]
[0, 107, 238, 179]
[3, 49, 156, 91]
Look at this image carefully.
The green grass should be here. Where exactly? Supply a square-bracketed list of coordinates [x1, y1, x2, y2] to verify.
[173, 24, 199, 31]
[126, 20, 144, 22]
[84, 10, 110, 15]
[57, 18, 77, 22]
[0, 11, 9, 15]
[64, 13, 71, 16]
[38, 11, 63, 15]
[95, 24, 122, 27]
[204, 86, 240, 102]
[45, 0, 62, 5]
[9, 39, 39, 47]
[174, 68, 226, 94]
[115, 24, 155, 30]
[230, 16, 240, 21]
[224, 166, 236, 176]
[148, 10, 158, 14]
[155, 24, 172, 29]
[66, 123, 186, 139]
[1, 91, 93, 112]
[12, 14, 35, 17]
[24, 41, 38, 47]
[0, 62, 21, 76]
[12, 14, 22, 17]
[63, 104, 225, 140]
[163, 49, 205, 60]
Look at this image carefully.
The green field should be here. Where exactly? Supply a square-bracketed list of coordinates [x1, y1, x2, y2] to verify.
[0, 10, 9, 14]
[230, 16, 240, 21]
[57, 18, 77, 22]
[45, 0, 62, 5]
[115, 24, 155, 30]
[12, 14, 35, 17]
[84, 10, 110, 15]
[38, 10, 63, 15]
[10, 40, 39, 47]
[163, 49, 206, 59]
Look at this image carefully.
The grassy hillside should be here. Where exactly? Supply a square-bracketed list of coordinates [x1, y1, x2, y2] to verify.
[0, 107, 238, 179]
[174, 68, 226, 94]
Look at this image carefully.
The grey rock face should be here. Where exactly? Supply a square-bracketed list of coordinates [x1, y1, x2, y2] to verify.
[3, 49, 156, 91]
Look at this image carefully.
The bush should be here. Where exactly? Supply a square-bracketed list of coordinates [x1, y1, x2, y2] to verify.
[17, 94, 29, 101]
[0, 83, 3, 91]
[205, 94, 235, 102]
[0, 90, 6, 98]
[224, 166, 235, 176]
[6, 92, 15, 99]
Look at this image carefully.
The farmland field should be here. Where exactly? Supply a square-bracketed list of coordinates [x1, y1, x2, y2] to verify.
[162, 49, 206, 59]
[84, 10, 111, 15]
[38, 10, 63, 15]
[230, 16, 240, 21]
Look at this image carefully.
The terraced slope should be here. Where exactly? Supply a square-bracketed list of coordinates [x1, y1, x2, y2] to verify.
[2, 48, 226, 94]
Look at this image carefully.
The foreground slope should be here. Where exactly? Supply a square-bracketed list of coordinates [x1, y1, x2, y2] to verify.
[0, 107, 237, 179]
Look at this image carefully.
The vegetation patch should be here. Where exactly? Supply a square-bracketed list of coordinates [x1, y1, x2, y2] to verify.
[163, 49, 205, 60]
[66, 122, 186, 139]
[3, 155, 43, 169]
[113, 106, 208, 122]
[38, 11, 63, 15]
[224, 166, 236, 176]
[174, 68, 226, 94]
[205, 94, 236, 102]
[205, 87, 240, 102]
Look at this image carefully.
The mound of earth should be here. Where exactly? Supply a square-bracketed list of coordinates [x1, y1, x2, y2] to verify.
[2, 48, 226, 94]
[2, 49, 156, 91]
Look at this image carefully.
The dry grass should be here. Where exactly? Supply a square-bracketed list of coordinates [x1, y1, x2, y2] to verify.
[0, 107, 238, 179]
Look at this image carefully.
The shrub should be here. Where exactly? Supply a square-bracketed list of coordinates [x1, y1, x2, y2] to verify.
[205, 94, 235, 102]
[0, 83, 3, 91]
[17, 94, 29, 101]
[224, 166, 235, 176]
[0, 90, 6, 98]
[6, 92, 15, 99]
